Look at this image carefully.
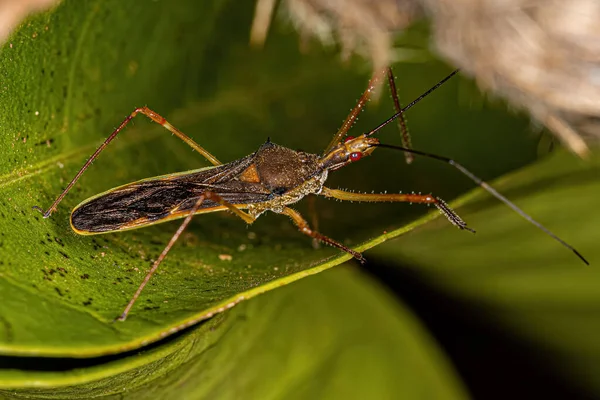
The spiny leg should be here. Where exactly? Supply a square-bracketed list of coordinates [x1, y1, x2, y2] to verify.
[320, 187, 474, 233]
[135, 107, 222, 166]
[323, 71, 384, 154]
[117, 191, 255, 321]
[277, 207, 367, 264]
[116, 195, 206, 322]
[33, 106, 221, 218]
[323, 68, 415, 157]
[373, 142, 588, 265]
[386, 67, 413, 164]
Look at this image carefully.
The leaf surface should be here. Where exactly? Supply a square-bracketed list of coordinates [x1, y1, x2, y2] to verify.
[0, 0, 537, 357]
[1, 267, 468, 399]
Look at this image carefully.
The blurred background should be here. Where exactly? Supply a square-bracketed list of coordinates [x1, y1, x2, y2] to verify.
[0, 1, 599, 399]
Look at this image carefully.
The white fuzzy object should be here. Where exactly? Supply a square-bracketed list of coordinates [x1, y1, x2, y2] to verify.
[252, 0, 600, 156]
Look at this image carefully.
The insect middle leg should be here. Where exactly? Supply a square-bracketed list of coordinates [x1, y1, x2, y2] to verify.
[319, 187, 474, 232]
[117, 191, 255, 321]
[34, 107, 221, 218]
[306, 195, 321, 249]
[277, 207, 367, 264]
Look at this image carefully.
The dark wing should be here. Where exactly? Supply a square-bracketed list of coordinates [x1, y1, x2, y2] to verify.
[71, 156, 271, 234]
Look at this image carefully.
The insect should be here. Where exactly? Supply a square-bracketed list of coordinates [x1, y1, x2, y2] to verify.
[34, 68, 588, 321]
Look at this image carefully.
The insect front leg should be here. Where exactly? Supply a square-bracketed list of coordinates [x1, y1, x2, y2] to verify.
[117, 191, 256, 321]
[319, 187, 474, 232]
[277, 207, 367, 264]
[34, 107, 221, 218]
[323, 67, 413, 158]
[323, 72, 382, 154]
[386, 68, 413, 163]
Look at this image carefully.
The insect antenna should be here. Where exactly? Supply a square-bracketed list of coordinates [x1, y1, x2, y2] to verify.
[365, 69, 460, 138]
[374, 142, 589, 266]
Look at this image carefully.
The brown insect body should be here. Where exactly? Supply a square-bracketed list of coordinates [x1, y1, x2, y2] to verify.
[71, 140, 331, 234]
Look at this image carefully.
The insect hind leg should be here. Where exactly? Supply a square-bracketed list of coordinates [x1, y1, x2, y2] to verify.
[133, 107, 221, 166]
[33, 107, 221, 218]
[116, 191, 255, 321]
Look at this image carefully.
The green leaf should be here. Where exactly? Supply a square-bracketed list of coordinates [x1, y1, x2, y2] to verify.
[372, 149, 600, 395]
[0, 0, 538, 358]
[1, 267, 468, 399]
[0, 0, 554, 397]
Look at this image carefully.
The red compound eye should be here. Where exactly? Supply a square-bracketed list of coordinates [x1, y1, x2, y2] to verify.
[344, 136, 355, 143]
[349, 152, 362, 162]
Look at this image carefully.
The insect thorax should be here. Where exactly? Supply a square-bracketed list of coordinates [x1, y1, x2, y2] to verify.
[247, 170, 328, 218]
[243, 142, 329, 218]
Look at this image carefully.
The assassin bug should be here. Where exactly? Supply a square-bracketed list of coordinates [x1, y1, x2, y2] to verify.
[34, 68, 588, 321]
